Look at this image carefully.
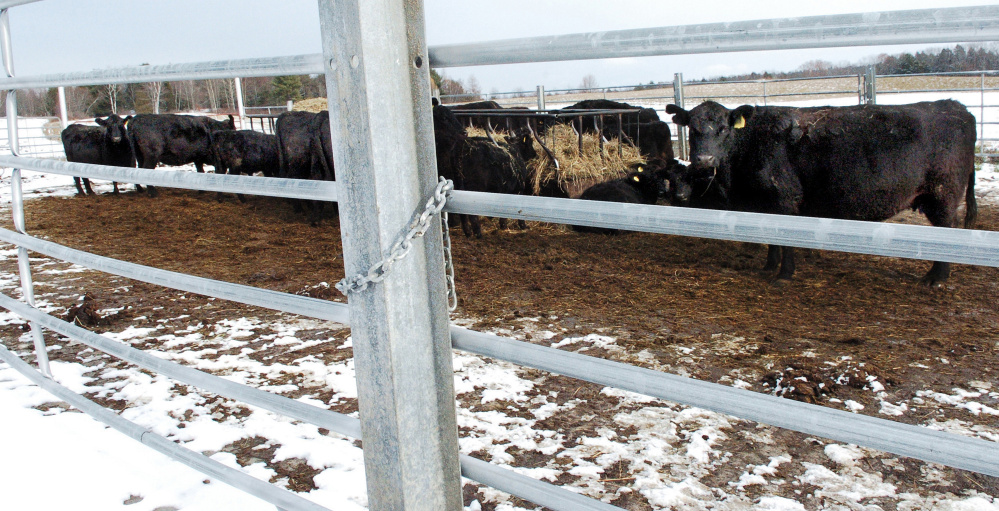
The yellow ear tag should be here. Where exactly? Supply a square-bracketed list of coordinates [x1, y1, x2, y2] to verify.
[632, 176, 640, 182]
[637, 166, 644, 173]
[733, 116, 746, 129]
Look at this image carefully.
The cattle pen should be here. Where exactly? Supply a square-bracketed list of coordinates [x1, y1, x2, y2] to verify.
[1, 2, 999, 511]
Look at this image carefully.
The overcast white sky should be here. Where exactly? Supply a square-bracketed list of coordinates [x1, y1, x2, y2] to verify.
[7, 0, 999, 95]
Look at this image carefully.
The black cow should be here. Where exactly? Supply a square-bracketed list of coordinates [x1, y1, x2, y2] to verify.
[554, 100, 672, 161]
[433, 102, 533, 237]
[572, 165, 666, 235]
[274, 110, 336, 225]
[127, 113, 236, 197]
[451, 100, 503, 130]
[61, 114, 135, 195]
[561, 99, 661, 127]
[666, 100, 977, 285]
[210, 130, 279, 202]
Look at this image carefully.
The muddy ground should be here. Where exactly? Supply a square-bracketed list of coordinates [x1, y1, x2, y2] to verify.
[1, 187, 997, 509]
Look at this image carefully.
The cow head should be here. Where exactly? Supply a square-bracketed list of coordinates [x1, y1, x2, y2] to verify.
[629, 161, 674, 202]
[506, 126, 537, 161]
[667, 101, 754, 171]
[95, 114, 129, 144]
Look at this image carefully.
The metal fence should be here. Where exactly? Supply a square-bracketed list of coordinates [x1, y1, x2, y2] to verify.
[444, 69, 999, 159]
[2, 3, 999, 511]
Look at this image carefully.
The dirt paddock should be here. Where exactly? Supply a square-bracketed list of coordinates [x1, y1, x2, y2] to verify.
[2, 186, 998, 509]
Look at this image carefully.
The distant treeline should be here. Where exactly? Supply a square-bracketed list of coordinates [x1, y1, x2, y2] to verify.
[633, 44, 999, 89]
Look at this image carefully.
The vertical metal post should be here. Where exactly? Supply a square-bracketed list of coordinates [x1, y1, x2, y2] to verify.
[981, 72, 986, 155]
[317, 1, 461, 510]
[762, 80, 767, 106]
[864, 65, 877, 105]
[57, 86, 68, 129]
[536, 85, 545, 111]
[1, 7, 50, 377]
[857, 74, 863, 105]
[673, 72, 687, 160]
[234, 77, 246, 123]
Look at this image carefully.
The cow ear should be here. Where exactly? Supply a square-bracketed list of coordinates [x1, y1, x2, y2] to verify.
[94, 117, 106, 126]
[124, 115, 132, 123]
[731, 105, 755, 129]
[666, 104, 689, 126]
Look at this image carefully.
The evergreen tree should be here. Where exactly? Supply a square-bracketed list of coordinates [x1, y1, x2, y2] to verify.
[270, 75, 303, 104]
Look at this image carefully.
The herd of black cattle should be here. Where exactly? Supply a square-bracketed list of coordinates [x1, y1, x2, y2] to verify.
[60, 97, 979, 285]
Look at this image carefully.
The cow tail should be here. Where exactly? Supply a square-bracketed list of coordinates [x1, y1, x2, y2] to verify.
[965, 168, 978, 229]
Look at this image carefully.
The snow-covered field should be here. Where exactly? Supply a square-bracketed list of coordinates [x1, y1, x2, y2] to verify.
[2, 101, 999, 510]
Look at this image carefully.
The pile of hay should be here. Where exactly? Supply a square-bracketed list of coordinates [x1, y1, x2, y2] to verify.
[527, 124, 645, 197]
[292, 98, 328, 113]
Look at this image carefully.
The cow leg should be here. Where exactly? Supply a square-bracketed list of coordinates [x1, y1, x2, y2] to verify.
[919, 198, 959, 286]
[498, 217, 509, 230]
[83, 179, 95, 195]
[308, 201, 325, 227]
[763, 245, 781, 272]
[775, 246, 795, 281]
[471, 216, 482, 238]
[516, 219, 528, 230]
[73, 177, 85, 196]
[459, 215, 472, 237]
[112, 182, 121, 195]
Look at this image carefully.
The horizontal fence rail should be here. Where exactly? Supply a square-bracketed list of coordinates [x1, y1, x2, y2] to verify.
[0, 295, 621, 511]
[4, 222, 998, 479]
[450, 328, 999, 477]
[0, 344, 332, 511]
[0, 54, 326, 89]
[0, 156, 338, 202]
[445, 191, 999, 268]
[1, 8, 997, 90]
[0, 227, 351, 324]
[429, 6, 999, 68]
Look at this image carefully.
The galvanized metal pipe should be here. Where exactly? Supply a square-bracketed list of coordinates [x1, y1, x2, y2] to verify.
[3, 5, 48, 376]
[0, 1, 41, 9]
[450, 327, 999, 477]
[430, 6, 999, 68]
[318, 0, 461, 508]
[0, 344, 334, 511]
[445, 190, 999, 269]
[0, 54, 325, 89]
[0, 293, 625, 511]
[0, 156, 338, 202]
[0, 227, 350, 325]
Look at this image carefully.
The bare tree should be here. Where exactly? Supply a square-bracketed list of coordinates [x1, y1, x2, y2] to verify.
[797, 59, 833, 77]
[466, 75, 482, 99]
[104, 83, 119, 114]
[205, 79, 222, 111]
[580, 74, 599, 89]
[144, 82, 163, 114]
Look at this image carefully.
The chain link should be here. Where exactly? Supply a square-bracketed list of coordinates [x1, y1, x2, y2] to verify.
[336, 177, 458, 311]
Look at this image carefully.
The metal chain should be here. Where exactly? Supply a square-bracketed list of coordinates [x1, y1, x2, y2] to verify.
[336, 177, 458, 311]
[440, 209, 457, 312]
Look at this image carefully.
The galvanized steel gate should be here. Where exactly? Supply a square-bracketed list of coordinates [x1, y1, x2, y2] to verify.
[1, 2, 999, 510]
